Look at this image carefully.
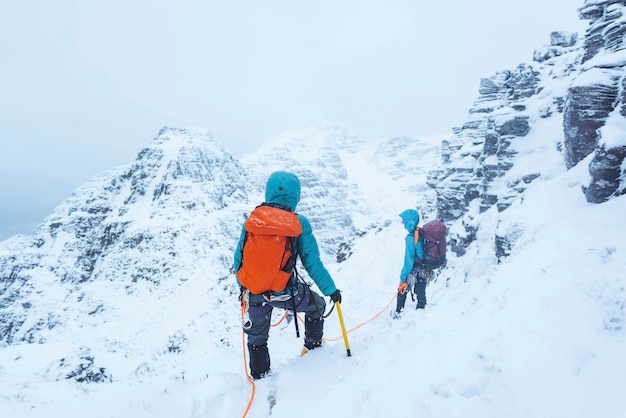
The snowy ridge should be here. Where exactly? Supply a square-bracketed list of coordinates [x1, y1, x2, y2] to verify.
[0, 120, 624, 417]
[0, 123, 448, 417]
[0, 126, 254, 386]
[1, 4, 626, 417]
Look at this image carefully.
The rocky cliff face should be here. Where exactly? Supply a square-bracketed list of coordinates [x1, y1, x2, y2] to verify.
[430, 0, 626, 259]
[428, 52, 578, 258]
[575, 0, 626, 202]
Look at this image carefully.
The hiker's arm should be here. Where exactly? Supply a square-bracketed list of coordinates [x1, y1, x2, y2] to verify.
[400, 234, 415, 282]
[296, 215, 337, 296]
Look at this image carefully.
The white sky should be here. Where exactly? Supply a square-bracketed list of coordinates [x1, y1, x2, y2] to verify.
[0, 0, 587, 239]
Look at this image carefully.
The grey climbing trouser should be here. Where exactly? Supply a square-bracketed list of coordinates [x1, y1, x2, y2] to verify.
[244, 285, 326, 346]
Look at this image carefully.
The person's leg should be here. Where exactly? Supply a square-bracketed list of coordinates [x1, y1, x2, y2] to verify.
[396, 289, 407, 313]
[415, 276, 427, 309]
[245, 293, 272, 379]
[300, 288, 326, 349]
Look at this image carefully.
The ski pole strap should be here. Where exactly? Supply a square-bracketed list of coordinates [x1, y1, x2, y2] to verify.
[323, 302, 335, 318]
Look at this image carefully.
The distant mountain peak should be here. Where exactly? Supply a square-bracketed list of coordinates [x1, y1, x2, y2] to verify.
[257, 120, 364, 156]
[155, 125, 213, 141]
[134, 125, 238, 184]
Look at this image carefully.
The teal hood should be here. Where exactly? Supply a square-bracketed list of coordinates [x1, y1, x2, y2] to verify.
[399, 209, 419, 232]
[265, 171, 301, 211]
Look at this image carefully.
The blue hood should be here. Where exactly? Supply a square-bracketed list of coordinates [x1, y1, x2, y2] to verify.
[265, 171, 301, 211]
[399, 209, 419, 232]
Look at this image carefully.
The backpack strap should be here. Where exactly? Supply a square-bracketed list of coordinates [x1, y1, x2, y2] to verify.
[282, 236, 298, 273]
[414, 228, 427, 255]
[413, 228, 425, 268]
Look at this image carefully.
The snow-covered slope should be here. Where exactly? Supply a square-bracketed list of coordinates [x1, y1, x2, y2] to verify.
[1, 122, 624, 417]
[1, 1, 626, 416]
[0, 122, 447, 416]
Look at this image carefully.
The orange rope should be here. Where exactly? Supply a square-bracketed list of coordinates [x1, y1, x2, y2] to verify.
[271, 310, 288, 327]
[241, 302, 255, 418]
[323, 293, 397, 342]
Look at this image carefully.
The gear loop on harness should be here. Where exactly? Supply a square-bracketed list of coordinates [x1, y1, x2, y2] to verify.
[294, 267, 336, 318]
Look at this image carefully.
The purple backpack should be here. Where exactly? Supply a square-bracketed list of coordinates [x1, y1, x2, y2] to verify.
[417, 220, 447, 269]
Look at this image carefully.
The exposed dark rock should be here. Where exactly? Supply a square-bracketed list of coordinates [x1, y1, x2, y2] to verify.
[494, 220, 524, 262]
[533, 31, 578, 63]
[449, 223, 478, 258]
[522, 173, 541, 184]
[496, 117, 530, 137]
[584, 144, 626, 202]
[580, 2, 612, 63]
[64, 356, 111, 383]
[580, 1, 626, 63]
[563, 70, 621, 168]
[551, 31, 578, 48]
[565, 2, 626, 201]
[494, 234, 511, 261]
[622, 75, 626, 118]
[429, 65, 541, 255]
[336, 240, 353, 263]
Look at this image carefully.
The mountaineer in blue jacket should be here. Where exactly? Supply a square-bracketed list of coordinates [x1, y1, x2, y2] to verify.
[393, 208, 429, 317]
[234, 171, 341, 379]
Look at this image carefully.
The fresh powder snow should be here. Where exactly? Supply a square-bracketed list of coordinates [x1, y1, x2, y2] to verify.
[0, 123, 624, 418]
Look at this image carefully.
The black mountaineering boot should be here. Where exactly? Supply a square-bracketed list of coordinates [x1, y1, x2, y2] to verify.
[248, 342, 270, 379]
[304, 316, 324, 350]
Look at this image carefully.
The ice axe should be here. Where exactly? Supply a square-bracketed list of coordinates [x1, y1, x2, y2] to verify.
[335, 301, 351, 357]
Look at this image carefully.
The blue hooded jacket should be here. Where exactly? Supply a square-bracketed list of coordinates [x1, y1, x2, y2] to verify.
[399, 209, 425, 283]
[234, 171, 337, 296]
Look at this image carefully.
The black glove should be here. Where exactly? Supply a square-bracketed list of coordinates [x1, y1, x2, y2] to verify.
[330, 289, 342, 304]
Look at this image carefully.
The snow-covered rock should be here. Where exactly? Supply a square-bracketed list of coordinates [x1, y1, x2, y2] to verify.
[430, 2, 626, 258]
[0, 123, 438, 385]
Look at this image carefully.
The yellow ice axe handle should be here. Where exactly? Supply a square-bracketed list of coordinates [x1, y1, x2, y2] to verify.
[335, 301, 352, 357]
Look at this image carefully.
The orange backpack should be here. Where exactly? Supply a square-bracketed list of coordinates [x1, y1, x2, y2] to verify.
[236, 204, 303, 294]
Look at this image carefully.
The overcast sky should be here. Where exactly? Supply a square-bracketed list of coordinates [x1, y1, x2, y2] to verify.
[0, 0, 587, 239]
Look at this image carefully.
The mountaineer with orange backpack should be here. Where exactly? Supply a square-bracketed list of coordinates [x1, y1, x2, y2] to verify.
[393, 209, 446, 317]
[234, 171, 341, 379]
